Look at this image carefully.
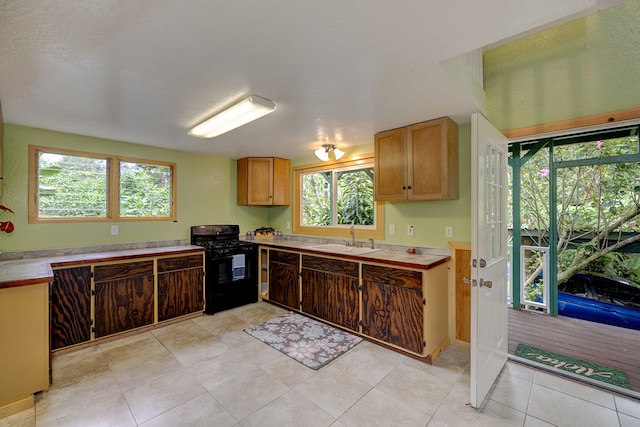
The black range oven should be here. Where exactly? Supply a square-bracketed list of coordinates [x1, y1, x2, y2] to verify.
[191, 225, 258, 314]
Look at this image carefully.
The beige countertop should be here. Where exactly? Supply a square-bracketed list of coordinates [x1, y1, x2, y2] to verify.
[0, 245, 204, 289]
[1, 238, 451, 289]
[251, 238, 450, 270]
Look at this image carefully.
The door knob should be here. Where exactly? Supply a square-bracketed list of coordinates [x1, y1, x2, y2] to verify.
[480, 279, 493, 288]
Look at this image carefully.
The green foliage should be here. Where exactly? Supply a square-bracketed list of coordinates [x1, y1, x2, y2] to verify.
[38, 154, 108, 217]
[120, 162, 171, 217]
[302, 172, 331, 226]
[301, 167, 375, 227]
[37, 152, 172, 218]
[337, 170, 374, 225]
[515, 135, 640, 286]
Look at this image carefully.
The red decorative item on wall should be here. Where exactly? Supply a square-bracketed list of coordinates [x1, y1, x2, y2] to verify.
[0, 202, 15, 233]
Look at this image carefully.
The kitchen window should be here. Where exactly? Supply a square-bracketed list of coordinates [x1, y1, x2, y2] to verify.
[28, 145, 176, 222]
[293, 153, 384, 239]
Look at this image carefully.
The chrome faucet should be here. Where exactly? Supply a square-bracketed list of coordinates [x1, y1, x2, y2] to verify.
[349, 225, 356, 246]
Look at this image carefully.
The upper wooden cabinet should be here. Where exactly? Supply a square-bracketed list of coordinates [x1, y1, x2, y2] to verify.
[237, 157, 290, 206]
[374, 116, 459, 201]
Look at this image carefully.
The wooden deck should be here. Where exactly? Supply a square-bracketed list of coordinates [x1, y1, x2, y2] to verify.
[508, 308, 640, 392]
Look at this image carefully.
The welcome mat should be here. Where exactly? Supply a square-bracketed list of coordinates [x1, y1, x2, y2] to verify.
[244, 312, 362, 370]
[515, 343, 631, 389]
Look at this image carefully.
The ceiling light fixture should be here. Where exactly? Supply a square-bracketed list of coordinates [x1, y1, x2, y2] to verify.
[188, 95, 276, 138]
[315, 144, 345, 162]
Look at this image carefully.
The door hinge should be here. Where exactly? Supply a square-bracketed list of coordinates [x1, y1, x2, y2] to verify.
[91, 289, 95, 296]
[423, 298, 426, 305]
[359, 320, 363, 326]
[358, 285, 362, 291]
[90, 271, 94, 278]
[423, 340, 426, 348]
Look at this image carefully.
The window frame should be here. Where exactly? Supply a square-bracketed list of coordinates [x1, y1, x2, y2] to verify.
[292, 153, 384, 239]
[28, 145, 177, 223]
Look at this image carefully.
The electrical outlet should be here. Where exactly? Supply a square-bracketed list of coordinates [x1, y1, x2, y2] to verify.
[445, 226, 453, 238]
[389, 224, 395, 235]
[111, 225, 118, 235]
[286, 221, 291, 229]
[407, 225, 414, 237]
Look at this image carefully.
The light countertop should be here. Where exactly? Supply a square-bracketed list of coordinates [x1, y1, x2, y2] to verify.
[0, 245, 204, 289]
[249, 238, 450, 270]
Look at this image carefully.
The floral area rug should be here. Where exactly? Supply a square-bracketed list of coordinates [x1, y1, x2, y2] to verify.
[244, 312, 362, 370]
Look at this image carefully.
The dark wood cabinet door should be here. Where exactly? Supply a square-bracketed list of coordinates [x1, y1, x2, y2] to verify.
[269, 262, 299, 309]
[94, 275, 154, 338]
[362, 262, 425, 353]
[51, 266, 92, 350]
[158, 268, 204, 322]
[301, 269, 327, 319]
[326, 274, 359, 332]
[387, 285, 424, 353]
[361, 280, 389, 342]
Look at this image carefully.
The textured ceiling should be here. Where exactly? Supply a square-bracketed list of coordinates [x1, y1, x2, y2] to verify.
[0, 0, 625, 159]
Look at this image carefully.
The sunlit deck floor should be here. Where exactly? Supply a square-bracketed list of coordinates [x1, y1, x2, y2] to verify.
[508, 308, 640, 393]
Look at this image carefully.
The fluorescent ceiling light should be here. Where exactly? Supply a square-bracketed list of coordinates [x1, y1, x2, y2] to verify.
[188, 95, 275, 138]
[315, 144, 345, 161]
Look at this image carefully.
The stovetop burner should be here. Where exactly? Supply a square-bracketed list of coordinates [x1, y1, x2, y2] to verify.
[191, 224, 257, 256]
[204, 240, 255, 251]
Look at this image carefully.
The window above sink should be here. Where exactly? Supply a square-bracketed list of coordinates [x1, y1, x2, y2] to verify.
[292, 153, 384, 240]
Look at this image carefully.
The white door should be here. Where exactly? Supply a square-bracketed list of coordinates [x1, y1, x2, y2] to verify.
[470, 113, 509, 408]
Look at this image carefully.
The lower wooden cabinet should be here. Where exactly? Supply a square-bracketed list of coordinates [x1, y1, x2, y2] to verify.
[301, 255, 359, 332]
[157, 254, 205, 321]
[268, 250, 300, 309]
[94, 261, 154, 338]
[51, 266, 92, 350]
[362, 264, 424, 354]
[260, 246, 449, 361]
[50, 249, 205, 350]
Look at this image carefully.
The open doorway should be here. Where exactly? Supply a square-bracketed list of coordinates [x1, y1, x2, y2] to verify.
[508, 123, 640, 395]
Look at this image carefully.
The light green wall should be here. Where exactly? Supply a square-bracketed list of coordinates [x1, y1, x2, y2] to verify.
[484, 0, 640, 130]
[2, 123, 470, 253]
[1, 125, 268, 252]
[269, 123, 472, 249]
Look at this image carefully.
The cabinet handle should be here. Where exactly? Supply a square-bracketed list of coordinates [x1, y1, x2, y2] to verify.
[402, 186, 406, 190]
[407, 186, 412, 190]
[120, 268, 130, 273]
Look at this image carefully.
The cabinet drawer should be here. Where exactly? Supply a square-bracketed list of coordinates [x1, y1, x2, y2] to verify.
[302, 255, 359, 278]
[94, 260, 154, 282]
[157, 254, 204, 273]
[270, 250, 299, 266]
[362, 264, 422, 290]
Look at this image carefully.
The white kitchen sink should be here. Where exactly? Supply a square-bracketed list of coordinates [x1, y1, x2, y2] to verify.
[304, 243, 381, 255]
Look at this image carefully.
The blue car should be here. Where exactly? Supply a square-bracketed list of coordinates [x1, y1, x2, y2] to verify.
[558, 273, 640, 330]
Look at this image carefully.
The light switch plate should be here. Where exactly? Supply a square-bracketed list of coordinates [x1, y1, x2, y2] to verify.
[389, 224, 395, 235]
[407, 225, 414, 237]
[111, 225, 118, 235]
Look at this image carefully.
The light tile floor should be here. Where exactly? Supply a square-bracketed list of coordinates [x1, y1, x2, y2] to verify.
[2, 302, 640, 427]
